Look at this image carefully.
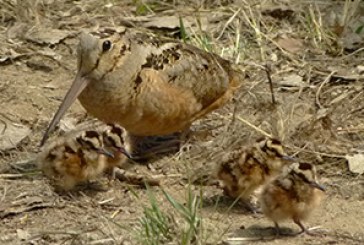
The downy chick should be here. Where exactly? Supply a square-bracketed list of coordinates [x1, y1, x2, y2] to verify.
[102, 123, 132, 175]
[38, 130, 113, 191]
[260, 162, 325, 235]
[217, 138, 294, 206]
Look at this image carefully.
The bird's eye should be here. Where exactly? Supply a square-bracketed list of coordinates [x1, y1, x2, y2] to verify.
[102, 40, 112, 52]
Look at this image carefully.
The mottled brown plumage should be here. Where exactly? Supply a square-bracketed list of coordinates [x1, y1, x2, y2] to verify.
[217, 138, 294, 205]
[37, 130, 113, 191]
[260, 162, 325, 235]
[102, 123, 129, 169]
[41, 27, 243, 148]
[101, 123, 180, 161]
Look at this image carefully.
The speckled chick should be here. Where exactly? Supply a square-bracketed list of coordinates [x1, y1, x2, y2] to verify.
[37, 130, 113, 191]
[260, 162, 325, 235]
[101, 123, 132, 174]
[217, 138, 294, 204]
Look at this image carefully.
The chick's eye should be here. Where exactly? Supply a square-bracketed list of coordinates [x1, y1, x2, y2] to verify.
[102, 40, 112, 52]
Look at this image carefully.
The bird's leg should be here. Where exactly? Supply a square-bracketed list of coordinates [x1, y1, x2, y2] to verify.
[293, 217, 307, 235]
[126, 133, 184, 161]
[180, 125, 192, 142]
[103, 167, 116, 187]
[274, 222, 281, 236]
[293, 217, 325, 236]
[240, 198, 262, 214]
[82, 179, 109, 191]
[274, 220, 299, 237]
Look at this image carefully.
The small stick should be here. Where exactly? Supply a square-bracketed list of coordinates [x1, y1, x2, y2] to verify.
[315, 71, 336, 109]
[235, 115, 273, 138]
[113, 168, 161, 186]
[216, 113, 273, 138]
[0, 173, 38, 179]
[264, 63, 276, 105]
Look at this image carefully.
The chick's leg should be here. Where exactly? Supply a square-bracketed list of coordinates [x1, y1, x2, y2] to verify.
[274, 222, 281, 236]
[293, 217, 307, 234]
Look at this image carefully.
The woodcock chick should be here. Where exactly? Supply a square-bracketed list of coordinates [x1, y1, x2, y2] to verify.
[40, 27, 243, 154]
[260, 162, 325, 235]
[101, 123, 133, 176]
[217, 138, 295, 209]
[37, 130, 114, 191]
[101, 123, 177, 162]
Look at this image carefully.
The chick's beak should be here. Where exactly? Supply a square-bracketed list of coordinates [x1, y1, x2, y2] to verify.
[282, 155, 297, 161]
[310, 181, 326, 192]
[117, 147, 133, 159]
[40, 73, 90, 146]
[97, 148, 114, 158]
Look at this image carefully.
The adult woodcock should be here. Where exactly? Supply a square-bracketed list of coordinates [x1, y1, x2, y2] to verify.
[40, 27, 243, 152]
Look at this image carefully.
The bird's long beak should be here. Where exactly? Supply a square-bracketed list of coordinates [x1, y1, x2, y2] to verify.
[117, 147, 133, 159]
[40, 73, 90, 146]
[97, 148, 114, 158]
[310, 181, 326, 192]
[282, 155, 297, 161]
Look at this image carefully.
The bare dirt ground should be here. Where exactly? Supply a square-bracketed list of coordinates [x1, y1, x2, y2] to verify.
[1, 0, 364, 244]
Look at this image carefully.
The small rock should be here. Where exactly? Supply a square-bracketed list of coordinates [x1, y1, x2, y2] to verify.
[16, 229, 30, 240]
[345, 154, 364, 174]
[277, 74, 305, 87]
[356, 65, 364, 74]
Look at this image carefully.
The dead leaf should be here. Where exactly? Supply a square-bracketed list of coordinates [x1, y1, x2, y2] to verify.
[277, 74, 306, 87]
[330, 91, 353, 105]
[0, 115, 31, 151]
[114, 168, 161, 186]
[6, 23, 29, 40]
[124, 15, 194, 31]
[42, 80, 59, 89]
[345, 154, 364, 174]
[37, 49, 62, 61]
[26, 57, 53, 72]
[0, 48, 28, 64]
[59, 116, 79, 132]
[341, 32, 363, 51]
[25, 28, 72, 45]
[16, 229, 30, 240]
[142, 16, 181, 30]
[315, 108, 331, 121]
[122, 16, 150, 22]
[262, 6, 296, 20]
[0, 196, 53, 218]
[276, 36, 304, 53]
[326, 66, 363, 81]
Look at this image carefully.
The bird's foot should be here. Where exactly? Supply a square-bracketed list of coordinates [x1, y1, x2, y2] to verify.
[241, 200, 262, 215]
[127, 133, 184, 161]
